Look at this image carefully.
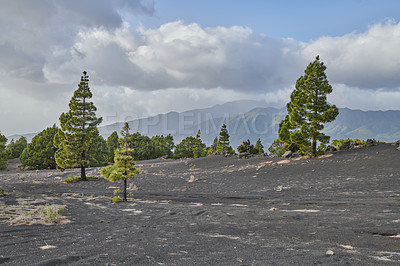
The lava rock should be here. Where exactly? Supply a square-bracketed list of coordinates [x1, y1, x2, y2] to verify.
[282, 150, 292, 158]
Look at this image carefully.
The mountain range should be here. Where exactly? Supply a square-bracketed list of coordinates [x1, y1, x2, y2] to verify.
[98, 100, 400, 149]
[8, 100, 400, 149]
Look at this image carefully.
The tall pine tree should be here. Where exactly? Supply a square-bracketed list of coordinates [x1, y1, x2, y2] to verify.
[277, 56, 338, 156]
[217, 124, 231, 153]
[192, 130, 206, 158]
[54, 71, 103, 180]
[101, 123, 140, 201]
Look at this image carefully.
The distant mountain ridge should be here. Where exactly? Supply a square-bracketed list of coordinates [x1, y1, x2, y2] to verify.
[98, 100, 400, 148]
[8, 100, 400, 148]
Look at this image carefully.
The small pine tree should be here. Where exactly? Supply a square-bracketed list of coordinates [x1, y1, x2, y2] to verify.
[237, 139, 259, 154]
[0, 133, 8, 170]
[217, 124, 233, 154]
[207, 136, 219, 154]
[255, 138, 264, 154]
[106, 131, 119, 163]
[54, 71, 103, 180]
[192, 130, 206, 158]
[101, 123, 140, 202]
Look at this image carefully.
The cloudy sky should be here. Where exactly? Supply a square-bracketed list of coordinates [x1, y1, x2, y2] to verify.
[1, 0, 400, 136]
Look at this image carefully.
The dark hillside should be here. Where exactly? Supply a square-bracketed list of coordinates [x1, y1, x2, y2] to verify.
[0, 143, 399, 265]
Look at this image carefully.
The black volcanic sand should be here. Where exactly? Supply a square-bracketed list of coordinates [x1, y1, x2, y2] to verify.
[1, 143, 399, 265]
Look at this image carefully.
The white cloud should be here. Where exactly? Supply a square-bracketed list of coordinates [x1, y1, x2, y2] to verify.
[1, 1, 400, 136]
[329, 84, 400, 111]
[302, 19, 400, 89]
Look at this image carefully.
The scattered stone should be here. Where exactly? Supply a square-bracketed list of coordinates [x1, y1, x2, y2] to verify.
[39, 245, 57, 250]
[339, 141, 355, 150]
[282, 150, 292, 158]
[325, 250, 335, 256]
[188, 175, 198, 183]
[277, 159, 290, 165]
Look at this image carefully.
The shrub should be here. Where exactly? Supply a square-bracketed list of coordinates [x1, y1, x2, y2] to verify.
[29, 204, 65, 223]
[237, 139, 259, 154]
[64, 174, 81, 183]
[112, 196, 120, 203]
[0, 187, 4, 195]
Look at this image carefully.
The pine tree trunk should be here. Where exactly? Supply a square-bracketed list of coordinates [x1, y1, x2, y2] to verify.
[81, 150, 86, 181]
[312, 139, 317, 157]
[123, 179, 127, 201]
[81, 164, 86, 181]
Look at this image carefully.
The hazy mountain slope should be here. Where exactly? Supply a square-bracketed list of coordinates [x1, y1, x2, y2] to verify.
[220, 107, 400, 148]
[98, 100, 269, 139]
[8, 101, 400, 150]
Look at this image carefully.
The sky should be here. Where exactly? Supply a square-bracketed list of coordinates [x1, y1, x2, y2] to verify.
[1, 0, 400, 136]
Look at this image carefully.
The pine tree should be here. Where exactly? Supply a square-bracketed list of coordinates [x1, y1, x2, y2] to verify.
[101, 123, 140, 201]
[91, 135, 108, 167]
[151, 134, 175, 158]
[276, 56, 339, 156]
[54, 71, 103, 180]
[6, 136, 27, 159]
[107, 131, 119, 163]
[208, 136, 218, 154]
[237, 139, 259, 154]
[255, 138, 264, 155]
[216, 124, 232, 153]
[192, 130, 206, 158]
[174, 136, 197, 158]
[0, 133, 8, 170]
[19, 125, 59, 170]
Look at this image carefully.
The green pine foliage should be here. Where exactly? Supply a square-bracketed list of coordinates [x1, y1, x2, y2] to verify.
[0, 133, 8, 170]
[126, 132, 174, 160]
[151, 134, 175, 158]
[54, 71, 103, 181]
[274, 56, 339, 156]
[19, 125, 59, 170]
[216, 124, 234, 154]
[101, 123, 140, 202]
[106, 131, 119, 163]
[237, 139, 259, 154]
[174, 136, 197, 158]
[207, 136, 219, 154]
[6, 136, 27, 159]
[255, 138, 264, 155]
[91, 135, 108, 167]
[192, 130, 207, 158]
[268, 139, 286, 157]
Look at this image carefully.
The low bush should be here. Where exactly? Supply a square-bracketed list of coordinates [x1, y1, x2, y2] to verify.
[30, 204, 65, 223]
[64, 174, 81, 183]
[112, 196, 120, 203]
